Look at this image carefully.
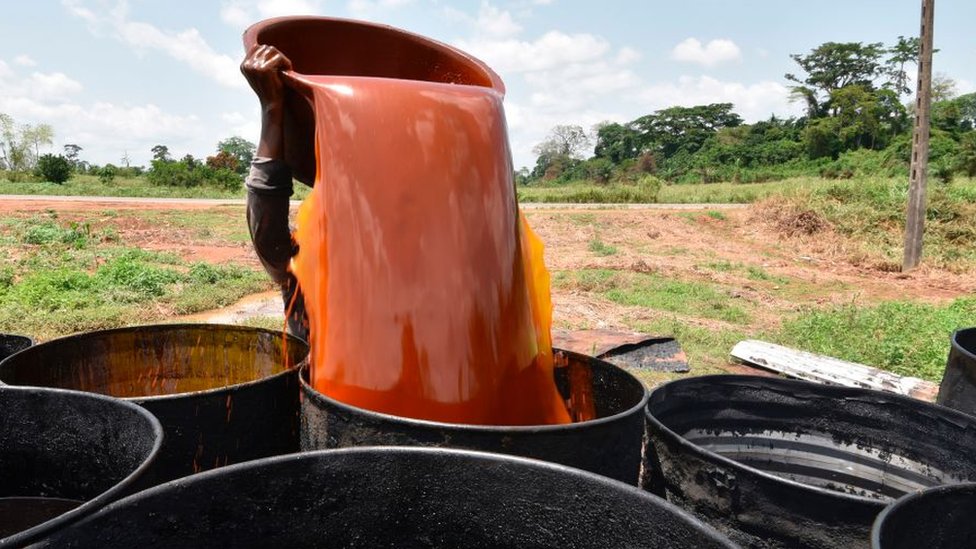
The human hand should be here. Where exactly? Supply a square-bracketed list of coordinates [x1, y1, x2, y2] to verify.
[241, 44, 293, 111]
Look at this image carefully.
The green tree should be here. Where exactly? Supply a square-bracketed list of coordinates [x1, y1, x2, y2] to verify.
[633, 103, 742, 158]
[593, 122, 640, 163]
[957, 132, 976, 177]
[151, 144, 171, 161]
[35, 154, 71, 184]
[531, 125, 589, 180]
[885, 36, 921, 95]
[23, 124, 54, 164]
[786, 42, 887, 116]
[63, 144, 83, 169]
[217, 137, 256, 174]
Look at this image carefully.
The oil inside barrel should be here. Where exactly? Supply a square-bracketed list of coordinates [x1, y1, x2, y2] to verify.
[0, 497, 84, 538]
[683, 427, 943, 500]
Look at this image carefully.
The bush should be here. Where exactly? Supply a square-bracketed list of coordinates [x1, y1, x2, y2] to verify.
[98, 164, 118, 184]
[147, 159, 242, 191]
[35, 154, 72, 184]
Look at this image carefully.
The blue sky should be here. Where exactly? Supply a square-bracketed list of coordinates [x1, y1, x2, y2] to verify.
[1, 0, 973, 170]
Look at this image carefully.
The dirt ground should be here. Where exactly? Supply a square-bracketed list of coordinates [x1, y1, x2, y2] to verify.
[6, 197, 973, 375]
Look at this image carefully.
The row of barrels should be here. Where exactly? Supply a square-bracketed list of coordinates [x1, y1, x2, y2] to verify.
[1, 326, 975, 548]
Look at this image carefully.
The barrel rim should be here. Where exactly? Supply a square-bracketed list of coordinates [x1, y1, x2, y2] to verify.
[300, 348, 649, 432]
[242, 15, 506, 95]
[67, 446, 736, 547]
[870, 481, 976, 548]
[644, 374, 976, 506]
[0, 384, 163, 547]
[0, 323, 309, 403]
[952, 327, 976, 362]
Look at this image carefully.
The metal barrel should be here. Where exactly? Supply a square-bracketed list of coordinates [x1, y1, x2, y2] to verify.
[42, 447, 738, 548]
[0, 334, 32, 363]
[0, 385, 161, 548]
[641, 375, 976, 549]
[871, 482, 976, 549]
[300, 349, 649, 485]
[937, 327, 976, 415]
[0, 324, 308, 486]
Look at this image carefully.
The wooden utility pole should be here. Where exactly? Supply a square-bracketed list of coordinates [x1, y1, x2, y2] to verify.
[902, 0, 935, 271]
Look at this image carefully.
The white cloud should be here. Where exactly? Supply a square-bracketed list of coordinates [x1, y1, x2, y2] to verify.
[63, 1, 244, 89]
[0, 60, 84, 100]
[220, 2, 253, 27]
[476, 3, 522, 38]
[61, 0, 99, 25]
[458, 30, 611, 74]
[671, 38, 742, 67]
[0, 59, 205, 165]
[347, 0, 414, 17]
[635, 75, 800, 122]
[13, 55, 37, 67]
[221, 0, 326, 26]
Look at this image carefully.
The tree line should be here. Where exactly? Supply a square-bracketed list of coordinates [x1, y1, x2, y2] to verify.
[521, 37, 976, 186]
[0, 113, 255, 189]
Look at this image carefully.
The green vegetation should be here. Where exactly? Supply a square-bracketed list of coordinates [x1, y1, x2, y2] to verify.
[0, 214, 271, 339]
[518, 38, 975, 193]
[776, 298, 976, 382]
[554, 268, 751, 325]
[588, 239, 617, 256]
[35, 154, 71, 184]
[771, 176, 976, 270]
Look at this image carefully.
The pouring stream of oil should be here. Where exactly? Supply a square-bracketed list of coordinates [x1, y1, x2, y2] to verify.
[290, 74, 584, 425]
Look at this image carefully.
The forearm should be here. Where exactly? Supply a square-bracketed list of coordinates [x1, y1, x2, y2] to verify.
[246, 158, 293, 285]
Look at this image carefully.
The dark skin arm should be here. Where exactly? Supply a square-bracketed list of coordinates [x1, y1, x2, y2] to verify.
[241, 45, 308, 339]
[241, 44, 292, 160]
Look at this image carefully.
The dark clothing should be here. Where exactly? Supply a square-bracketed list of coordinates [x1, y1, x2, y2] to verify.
[245, 157, 308, 341]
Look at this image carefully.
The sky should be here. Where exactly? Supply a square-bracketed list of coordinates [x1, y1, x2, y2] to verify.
[1, 0, 974, 171]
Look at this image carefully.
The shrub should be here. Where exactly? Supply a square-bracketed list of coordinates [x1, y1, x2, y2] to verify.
[35, 154, 71, 184]
[98, 164, 118, 184]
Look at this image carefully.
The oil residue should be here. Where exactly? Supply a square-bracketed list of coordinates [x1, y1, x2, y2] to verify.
[291, 74, 574, 425]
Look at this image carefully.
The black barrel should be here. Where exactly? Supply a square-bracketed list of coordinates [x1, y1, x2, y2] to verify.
[937, 327, 976, 415]
[42, 447, 738, 548]
[300, 349, 649, 484]
[0, 334, 32, 362]
[641, 375, 976, 549]
[871, 482, 976, 549]
[0, 324, 308, 486]
[0, 385, 161, 548]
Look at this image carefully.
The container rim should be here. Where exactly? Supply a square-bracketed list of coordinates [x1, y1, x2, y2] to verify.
[0, 323, 309, 403]
[869, 481, 976, 548]
[242, 15, 506, 95]
[644, 374, 976, 506]
[74, 445, 735, 548]
[299, 348, 649, 432]
[952, 327, 976, 362]
[0, 384, 163, 547]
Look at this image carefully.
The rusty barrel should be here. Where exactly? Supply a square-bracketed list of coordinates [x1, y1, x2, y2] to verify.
[0, 385, 161, 548]
[0, 334, 32, 362]
[871, 482, 976, 549]
[0, 324, 308, 486]
[641, 375, 976, 549]
[300, 350, 648, 484]
[937, 327, 976, 415]
[41, 447, 737, 548]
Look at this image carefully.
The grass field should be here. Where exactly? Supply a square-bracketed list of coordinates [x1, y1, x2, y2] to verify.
[2, 174, 973, 387]
[0, 211, 272, 339]
[0, 174, 313, 200]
